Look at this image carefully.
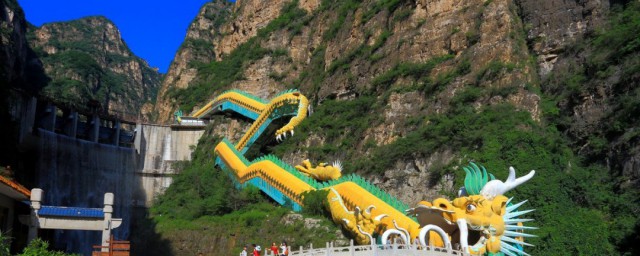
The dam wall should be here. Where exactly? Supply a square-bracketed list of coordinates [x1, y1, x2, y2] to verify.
[134, 124, 204, 207]
[37, 129, 136, 255]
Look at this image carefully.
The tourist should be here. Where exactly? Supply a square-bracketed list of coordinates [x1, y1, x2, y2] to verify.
[385, 236, 392, 249]
[413, 236, 421, 250]
[279, 242, 288, 256]
[270, 242, 278, 256]
[240, 246, 248, 256]
[253, 245, 262, 256]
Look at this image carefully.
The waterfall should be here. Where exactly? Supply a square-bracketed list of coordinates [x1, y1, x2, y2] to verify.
[37, 129, 136, 255]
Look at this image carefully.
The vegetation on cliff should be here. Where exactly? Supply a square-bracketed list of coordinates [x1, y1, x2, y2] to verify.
[27, 16, 162, 117]
[148, 124, 342, 255]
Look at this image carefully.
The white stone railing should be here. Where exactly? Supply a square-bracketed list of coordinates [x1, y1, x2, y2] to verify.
[285, 240, 467, 256]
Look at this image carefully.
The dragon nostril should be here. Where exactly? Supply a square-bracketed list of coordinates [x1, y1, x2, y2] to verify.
[439, 203, 447, 209]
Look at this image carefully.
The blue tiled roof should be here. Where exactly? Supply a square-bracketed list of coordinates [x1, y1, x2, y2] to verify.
[38, 206, 104, 218]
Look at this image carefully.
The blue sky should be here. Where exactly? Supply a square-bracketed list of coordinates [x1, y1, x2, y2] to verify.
[18, 0, 225, 73]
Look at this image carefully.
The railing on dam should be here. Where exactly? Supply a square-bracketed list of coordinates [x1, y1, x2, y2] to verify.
[287, 241, 467, 256]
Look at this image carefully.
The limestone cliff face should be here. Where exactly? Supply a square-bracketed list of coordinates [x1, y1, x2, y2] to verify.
[156, 0, 544, 202]
[28, 16, 162, 120]
[154, 0, 634, 199]
[516, 0, 609, 76]
[154, 1, 232, 123]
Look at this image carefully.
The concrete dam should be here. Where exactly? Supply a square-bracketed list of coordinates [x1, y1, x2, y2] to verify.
[10, 93, 204, 254]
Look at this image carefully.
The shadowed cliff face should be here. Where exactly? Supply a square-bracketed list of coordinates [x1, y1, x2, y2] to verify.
[0, 0, 46, 92]
[28, 16, 162, 121]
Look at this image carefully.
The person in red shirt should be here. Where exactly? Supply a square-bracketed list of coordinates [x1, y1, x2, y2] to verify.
[270, 242, 279, 256]
[253, 245, 261, 256]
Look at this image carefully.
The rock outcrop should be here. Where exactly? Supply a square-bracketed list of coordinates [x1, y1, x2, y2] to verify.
[28, 16, 162, 120]
[154, 1, 232, 123]
[0, 0, 43, 91]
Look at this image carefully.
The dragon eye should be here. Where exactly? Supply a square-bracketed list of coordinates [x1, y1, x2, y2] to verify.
[466, 204, 476, 212]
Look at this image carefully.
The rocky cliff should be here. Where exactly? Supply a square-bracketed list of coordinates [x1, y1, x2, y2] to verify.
[28, 16, 162, 120]
[154, 1, 232, 122]
[153, 0, 639, 254]
[0, 0, 43, 91]
[0, 0, 46, 177]
[158, 0, 541, 197]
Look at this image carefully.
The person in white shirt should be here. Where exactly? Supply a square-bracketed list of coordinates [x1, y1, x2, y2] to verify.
[279, 242, 288, 256]
[240, 246, 248, 256]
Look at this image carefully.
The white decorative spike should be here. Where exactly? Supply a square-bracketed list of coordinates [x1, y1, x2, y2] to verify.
[505, 224, 538, 230]
[504, 231, 537, 239]
[506, 197, 514, 205]
[290, 130, 294, 136]
[374, 214, 388, 221]
[333, 160, 343, 172]
[357, 225, 373, 244]
[500, 247, 518, 256]
[501, 235, 534, 247]
[505, 209, 535, 219]
[342, 218, 350, 225]
[502, 241, 531, 256]
[365, 205, 375, 214]
[504, 218, 534, 224]
[506, 200, 528, 212]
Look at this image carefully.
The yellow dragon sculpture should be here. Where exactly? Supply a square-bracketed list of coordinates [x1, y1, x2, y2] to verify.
[405, 163, 536, 255]
[295, 159, 343, 181]
[190, 89, 536, 255]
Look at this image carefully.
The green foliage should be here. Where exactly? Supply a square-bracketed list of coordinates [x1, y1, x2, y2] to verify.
[301, 189, 330, 216]
[270, 96, 381, 163]
[361, 0, 406, 23]
[323, 0, 361, 40]
[258, 0, 309, 38]
[475, 61, 517, 82]
[0, 232, 9, 256]
[152, 124, 341, 254]
[18, 239, 75, 256]
[370, 55, 453, 93]
[592, 2, 640, 64]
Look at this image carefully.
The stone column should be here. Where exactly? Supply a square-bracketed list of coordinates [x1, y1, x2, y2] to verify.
[27, 188, 43, 243]
[113, 120, 121, 146]
[64, 111, 78, 138]
[91, 115, 100, 143]
[42, 103, 56, 131]
[101, 192, 114, 252]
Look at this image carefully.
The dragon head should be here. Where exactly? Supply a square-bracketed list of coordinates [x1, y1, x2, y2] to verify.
[407, 163, 536, 255]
